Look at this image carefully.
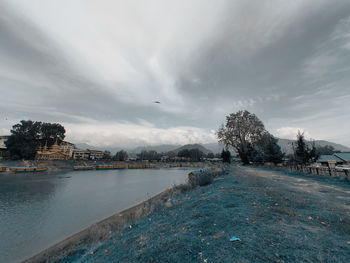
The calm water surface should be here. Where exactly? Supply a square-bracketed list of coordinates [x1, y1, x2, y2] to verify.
[0, 168, 189, 262]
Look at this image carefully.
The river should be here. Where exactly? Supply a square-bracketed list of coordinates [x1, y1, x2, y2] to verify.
[0, 168, 190, 262]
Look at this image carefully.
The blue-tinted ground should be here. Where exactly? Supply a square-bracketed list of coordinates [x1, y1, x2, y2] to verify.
[62, 166, 350, 263]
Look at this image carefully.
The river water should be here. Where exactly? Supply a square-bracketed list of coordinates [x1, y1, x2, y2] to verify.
[0, 168, 190, 262]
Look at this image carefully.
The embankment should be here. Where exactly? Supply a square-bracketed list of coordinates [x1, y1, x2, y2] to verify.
[23, 167, 226, 263]
[0, 160, 207, 173]
[32, 165, 350, 263]
[23, 188, 174, 263]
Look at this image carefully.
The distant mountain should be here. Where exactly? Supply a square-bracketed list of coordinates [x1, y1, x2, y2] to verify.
[131, 144, 180, 153]
[202, 142, 225, 154]
[74, 143, 180, 155]
[74, 143, 127, 154]
[74, 138, 350, 156]
[169, 144, 212, 155]
[277, 138, 350, 154]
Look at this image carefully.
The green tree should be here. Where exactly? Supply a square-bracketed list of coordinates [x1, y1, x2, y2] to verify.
[40, 122, 66, 147]
[115, 150, 128, 161]
[188, 148, 203, 162]
[5, 120, 66, 160]
[147, 150, 160, 161]
[102, 150, 112, 160]
[5, 120, 42, 160]
[178, 149, 190, 158]
[217, 110, 268, 164]
[295, 131, 309, 164]
[207, 152, 215, 159]
[316, 145, 335, 156]
[138, 150, 160, 161]
[261, 134, 284, 164]
[221, 149, 231, 163]
[308, 140, 318, 162]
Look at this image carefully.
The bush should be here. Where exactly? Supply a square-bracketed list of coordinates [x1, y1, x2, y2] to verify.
[189, 171, 214, 188]
[173, 167, 226, 194]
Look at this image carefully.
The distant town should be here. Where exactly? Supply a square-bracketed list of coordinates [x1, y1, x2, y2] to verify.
[0, 134, 223, 162]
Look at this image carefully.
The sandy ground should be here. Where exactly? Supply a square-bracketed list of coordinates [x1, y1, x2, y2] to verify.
[59, 165, 350, 262]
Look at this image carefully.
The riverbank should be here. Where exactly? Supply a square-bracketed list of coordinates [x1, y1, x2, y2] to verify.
[0, 160, 206, 174]
[1, 167, 193, 262]
[24, 165, 350, 262]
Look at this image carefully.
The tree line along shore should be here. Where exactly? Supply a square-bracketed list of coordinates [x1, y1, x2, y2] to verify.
[1, 110, 344, 169]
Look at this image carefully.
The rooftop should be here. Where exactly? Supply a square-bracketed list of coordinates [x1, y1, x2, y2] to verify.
[334, 153, 350, 162]
[318, 154, 343, 163]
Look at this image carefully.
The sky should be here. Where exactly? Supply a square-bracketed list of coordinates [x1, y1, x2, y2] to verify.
[1, 0, 350, 148]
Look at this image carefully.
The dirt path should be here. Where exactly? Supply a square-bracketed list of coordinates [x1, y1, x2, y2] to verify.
[56, 166, 350, 262]
[230, 166, 350, 262]
[243, 166, 350, 215]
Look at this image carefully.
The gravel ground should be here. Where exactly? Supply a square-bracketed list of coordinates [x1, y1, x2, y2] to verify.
[61, 165, 350, 263]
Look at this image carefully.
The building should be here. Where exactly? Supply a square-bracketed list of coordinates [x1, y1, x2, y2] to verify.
[73, 149, 90, 160]
[60, 141, 75, 158]
[334, 153, 350, 165]
[72, 149, 103, 160]
[318, 153, 350, 167]
[0, 135, 9, 147]
[36, 140, 75, 160]
[87, 149, 103, 160]
[0, 135, 10, 158]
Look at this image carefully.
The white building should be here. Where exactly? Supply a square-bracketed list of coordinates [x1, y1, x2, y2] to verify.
[0, 135, 10, 158]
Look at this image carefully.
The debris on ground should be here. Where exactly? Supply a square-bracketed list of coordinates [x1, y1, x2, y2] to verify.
[230, 236, 241, 242]
[213, 231, 225, 239]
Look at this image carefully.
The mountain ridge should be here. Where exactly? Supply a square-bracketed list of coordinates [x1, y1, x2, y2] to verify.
[75, 139, 350, 155]
[168, 144, 213, 155]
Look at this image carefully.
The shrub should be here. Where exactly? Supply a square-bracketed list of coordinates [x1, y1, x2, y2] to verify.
[189, 171, 214, 188]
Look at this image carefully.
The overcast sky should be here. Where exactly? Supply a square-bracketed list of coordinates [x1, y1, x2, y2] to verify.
[1, 0, 350, 147]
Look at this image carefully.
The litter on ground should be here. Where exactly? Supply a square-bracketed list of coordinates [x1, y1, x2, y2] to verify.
[230, 236, 241, 242]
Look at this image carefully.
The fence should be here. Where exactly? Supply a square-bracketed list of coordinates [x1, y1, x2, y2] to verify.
[287, 165, 349, 177]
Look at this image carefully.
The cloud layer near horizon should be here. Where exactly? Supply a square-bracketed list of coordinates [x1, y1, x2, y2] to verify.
[1, 0, 350, 147]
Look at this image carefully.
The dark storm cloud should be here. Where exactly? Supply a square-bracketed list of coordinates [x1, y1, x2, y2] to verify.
[178, 1, 350, 103]
[0, 2, 184, 128]
[1, 0, 350, 146]
[170, 0, 350, 146]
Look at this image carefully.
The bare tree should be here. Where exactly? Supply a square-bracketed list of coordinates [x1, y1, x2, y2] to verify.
[217, 110, 268, 164]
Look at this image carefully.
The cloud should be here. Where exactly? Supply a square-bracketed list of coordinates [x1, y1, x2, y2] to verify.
[65, 122, 217, 148]
[275, 127, 311, 140]
[1, 0, 350, 147]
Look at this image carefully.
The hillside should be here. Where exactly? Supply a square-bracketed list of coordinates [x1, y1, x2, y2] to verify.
[75, 139, 350, 156]
[75, 143, 126, 154]
[169, 144, 212, 155]
[131, 144, 180, 154]
[202, 142, 225, 154]
[277, 138, 350, 154]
